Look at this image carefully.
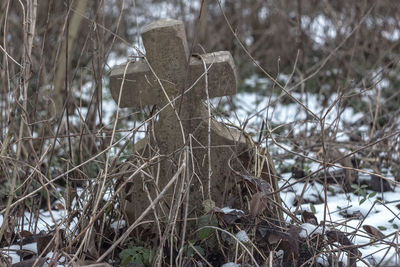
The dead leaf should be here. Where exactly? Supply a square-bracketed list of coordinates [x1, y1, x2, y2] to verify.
[214, 207, 245, 225]
[2, 230, 13, 245]
[52, 203, 65, 210]
[279, 226, 301, 266]
[368, 174, 392, 192]
[80, 263, 113, 267]
[326, 229, 361, 267]
[301, 210, 318, 225]
[11, 257, 47, 267]
[37, 234, 54, 256]
[262, 227, 288, 245]
[86, 230, 99, 259]
[19, 230, 33, 237]
[267, 232, 282, 244]
[363, 225, 385, 240]
[241, 175, 272, 194]
[17, 248, 35, 260]
[249, 191, 269, 218]
[317, 148, 357, 191]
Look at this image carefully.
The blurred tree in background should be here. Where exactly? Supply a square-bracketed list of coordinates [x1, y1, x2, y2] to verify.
[0, 0, 399, 177]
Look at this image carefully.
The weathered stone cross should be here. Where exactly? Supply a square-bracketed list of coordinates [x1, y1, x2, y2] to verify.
[109, 19, 250, 220]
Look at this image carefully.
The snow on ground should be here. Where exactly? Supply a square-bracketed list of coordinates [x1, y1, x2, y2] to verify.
[4, 85, 399, 266]
[279, 174, 400, 266]
[1, 209, 67, 265]
[219, 89, 364, 136]
[223, 76, 399, 266]
[3, 47, 399, 265]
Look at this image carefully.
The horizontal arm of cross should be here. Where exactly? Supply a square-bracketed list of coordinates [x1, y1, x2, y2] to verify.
[109, 51, 237, 108]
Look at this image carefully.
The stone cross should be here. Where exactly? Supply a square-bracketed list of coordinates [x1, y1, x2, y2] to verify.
[109, 19, 251, 221]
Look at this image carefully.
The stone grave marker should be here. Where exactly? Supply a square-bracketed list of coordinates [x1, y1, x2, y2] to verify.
[109, 19, 276, 222]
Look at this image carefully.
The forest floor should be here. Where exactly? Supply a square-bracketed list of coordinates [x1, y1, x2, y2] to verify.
[3, 82, 399, 266]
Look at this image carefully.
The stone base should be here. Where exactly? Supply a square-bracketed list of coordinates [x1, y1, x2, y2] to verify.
[116, 118, 258, 224]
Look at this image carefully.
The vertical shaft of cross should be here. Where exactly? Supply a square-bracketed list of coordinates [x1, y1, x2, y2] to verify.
[142, 19, 209, 153]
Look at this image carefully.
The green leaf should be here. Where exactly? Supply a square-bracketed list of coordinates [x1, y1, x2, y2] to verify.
[197, 214, 217, 241]
[194, 245, 205, 256]
[361, 191, 367, 198]
[368, 192, 377, 198]
[351, 184, 359, 190]
[310, 203, 316, 214]
[185, 245, 194, 258]
[393, 224, 398, 229]
[359, 198, 366, 205]
[120, 256, 132, 266]
[141, 248, 152, 266]
[205, 234, 217, 248]
[378, 226, 387, 231]
[198, 227, 213, 241]
[119, 247, 146, 266]
[185, 244, 205, 258]
[198, 214, 218, 227]
[119, 249, 134, 265]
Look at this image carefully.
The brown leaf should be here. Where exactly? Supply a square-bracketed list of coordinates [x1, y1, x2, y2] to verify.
[369, 174, 392, 192]
[86, 230, 99, 259]
[19, 230, 33, 237]
[241, 175, 272, 194]
[249, 191, 269, 218]
[2, 230, 13, 245]
[363, 225, 385, 240]
[52, 203, 65, 210]
[267, 232, 282, 244]
[37, 234, 54, 256]
[214, 207, 245, 225]
[396, 203, 400, 210]
[11, 257, 47, 267]
[326, 229, 361, 267]
[301, 210, 318, 225]
[279, 226, 301, 266]
[80, 263, 113, 267]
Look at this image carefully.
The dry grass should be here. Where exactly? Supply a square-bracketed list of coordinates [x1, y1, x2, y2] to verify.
[0, 0, 399, 266]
